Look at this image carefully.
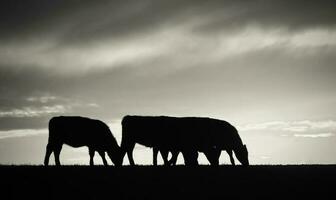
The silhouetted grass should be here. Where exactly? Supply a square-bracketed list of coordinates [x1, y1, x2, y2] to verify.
[1, 165, 335, 199]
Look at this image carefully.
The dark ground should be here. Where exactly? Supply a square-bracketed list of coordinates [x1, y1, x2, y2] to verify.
[1, 165, 335, 200]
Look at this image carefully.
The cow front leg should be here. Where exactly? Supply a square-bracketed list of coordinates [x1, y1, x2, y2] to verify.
[98, 151, 108, 166]
[204, 148, 221, 166]
[160, 149, 170, 166]
[89, 148, 95, 166]
[44, 143, 53, 166]
[182, 150, 198, 166]
[227, 149, 235, 166]
[153, 147, 159, 166]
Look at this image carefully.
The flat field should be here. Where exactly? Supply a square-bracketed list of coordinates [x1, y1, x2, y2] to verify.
[1, 165, 335, 199]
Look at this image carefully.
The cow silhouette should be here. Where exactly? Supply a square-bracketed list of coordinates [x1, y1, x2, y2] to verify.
[176, 117, 248, 166]
[44, 116, 121, 166]
[120, 115, 194, 166]
[120, 115, 248, 166]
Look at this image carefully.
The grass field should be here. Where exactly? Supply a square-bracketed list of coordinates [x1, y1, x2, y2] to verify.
[1, 165, 335, 199]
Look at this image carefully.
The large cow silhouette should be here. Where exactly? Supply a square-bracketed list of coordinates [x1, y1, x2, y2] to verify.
[161, 117, 248, 166]
[120, 115, 249, 166]
[121, 115, 199, 166]
[44, 116, 121, 166]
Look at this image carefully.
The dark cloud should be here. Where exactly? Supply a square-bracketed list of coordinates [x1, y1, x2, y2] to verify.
[0, 0, 107, 41]
[0, 0, 189, 44]
[193, 0, 336, 34]
[1, 0, 335, 45]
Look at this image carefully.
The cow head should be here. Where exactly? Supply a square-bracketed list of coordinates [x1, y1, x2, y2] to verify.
[234, 144, 249, 166]
[107, 147, 122, 166]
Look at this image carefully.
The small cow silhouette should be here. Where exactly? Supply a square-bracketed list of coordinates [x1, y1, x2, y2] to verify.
[44, 116, 121, 166]
[121, 115, 248, 166]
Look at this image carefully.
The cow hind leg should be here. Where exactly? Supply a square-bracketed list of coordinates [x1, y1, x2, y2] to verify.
[53, 144, 63, 166]
[127, 149, 135, 166]
[121, 140, 135, 165]
[89, 148, 95, 166]
[98, 151, 108, 166]
[125, 143, 136, 166]
[44, 143, 53, 166]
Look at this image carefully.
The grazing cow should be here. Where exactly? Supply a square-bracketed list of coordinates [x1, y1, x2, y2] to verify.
[121, 115, 198, 166]
[120, 115, 248, 166]
[177, 117, 249, 166]
[44, 116, 121, 166]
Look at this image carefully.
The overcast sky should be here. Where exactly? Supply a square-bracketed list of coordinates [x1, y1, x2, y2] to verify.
[1, 0, 336, 165]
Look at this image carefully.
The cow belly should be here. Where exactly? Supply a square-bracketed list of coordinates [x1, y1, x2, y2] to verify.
[63, 140, 88, 148]
[62, 136, 91, 148]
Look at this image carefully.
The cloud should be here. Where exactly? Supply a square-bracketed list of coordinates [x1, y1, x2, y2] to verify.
[86, 103, 99, 108]
[193, 0, 336, 34]
[0, 94, 100, 119]
[1, 0, 335, 42]
[238, 120, 336, 137]
[1, 26, 335, 76]
[26, 95, 57, 103]
[0, 103, 100, 119]
[0, 128, 46, 139]
[238, 121, 290, 131]
[294, 133, 335, 138]
[1, 0, 336, 75]
[0, 105, 67, 118]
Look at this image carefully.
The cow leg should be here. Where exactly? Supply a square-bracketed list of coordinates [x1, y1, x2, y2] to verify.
[190, 151, 199, 166]
[54, 144, 63, 166]
[89, 148, 95, 166]
[121, 140, 135, 166]
[227, 149, 235, 166]
[44, 143, 53, 166]
[120, 149, 126, 165]
[168, 150, 179, 166]
[204, 148, 221, 166]
[160, 150, 170, 166]
[182, 150, 198, 166]
[98, 151, 108, 166]
[126, 143, 136, 166]
[153, 147, 159, 166]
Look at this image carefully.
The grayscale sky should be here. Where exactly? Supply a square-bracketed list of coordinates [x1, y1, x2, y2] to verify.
[1, 0, 336, 165]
